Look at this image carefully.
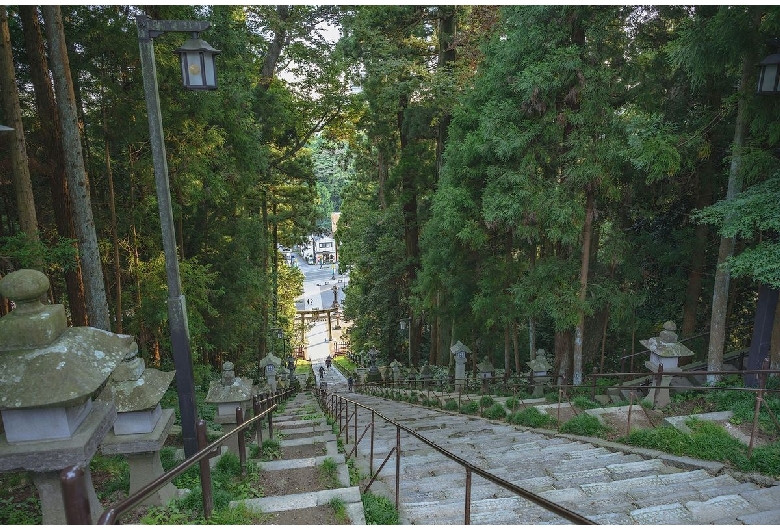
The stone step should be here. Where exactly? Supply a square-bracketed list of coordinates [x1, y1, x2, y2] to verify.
[231, 485, 364, 524]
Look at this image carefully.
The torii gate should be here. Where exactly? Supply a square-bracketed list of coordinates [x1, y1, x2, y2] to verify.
[296, 308, 336, 357]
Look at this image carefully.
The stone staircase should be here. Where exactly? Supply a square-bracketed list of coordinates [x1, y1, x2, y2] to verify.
[230, 391, 365, 523]
[342, 392, 780, 525]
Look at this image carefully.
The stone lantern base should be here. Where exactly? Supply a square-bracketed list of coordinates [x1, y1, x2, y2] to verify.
[101, 408, 178, 507]
[0, 400, 116, 524]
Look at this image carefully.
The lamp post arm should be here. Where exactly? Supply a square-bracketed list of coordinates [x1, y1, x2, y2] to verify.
[137, 15, 210, 41]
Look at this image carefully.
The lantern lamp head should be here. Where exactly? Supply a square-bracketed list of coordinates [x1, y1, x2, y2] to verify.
[175, 33, 220, 90]
[757, 39, 780, 95]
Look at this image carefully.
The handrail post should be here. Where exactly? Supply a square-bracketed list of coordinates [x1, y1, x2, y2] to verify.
[268, 403, 274, 439]
[370, 410, 375, 477]
[652, 364, 663, 409]
[345, 396, 350, 445]
[354, 401, 358, 444]
[236, 407, 246, 475]
[748, 358, 769, 458]
[465, 467, 472, 525]
[61, 465, 92, 524]
[196, 419, 214, 520]
[590, 368, 598, 401]
[253, 395, 263, 446]
[395, 424, 401, 510]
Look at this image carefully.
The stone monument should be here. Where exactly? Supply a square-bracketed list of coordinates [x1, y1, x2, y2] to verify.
[0, 269, 132, 523]
[641, 321, 693, 407]
[205, 361, 254, 454]
[99, 350, 177, 506]
[451, 341, 471, 392]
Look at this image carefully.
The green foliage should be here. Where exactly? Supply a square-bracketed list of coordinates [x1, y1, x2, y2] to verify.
[479, 395, 495, 408]
[329, 497, 350, 524]
[444, 399, 459, 411]
[482, 403, 508, 420]
[508, 407, 553, 428]
[90, 453, 129, 501]
[459, 401, 480, 415]
[693, 175, 780, 287]
[559, 414, 609, 437]
[259, 439, 282, 461]
[319, 457, 342, 488]
[0, 233, 78, 272]
[0, 472, 40, 525]
[362, 492, 400, 525]
[572, 396, 602, 410]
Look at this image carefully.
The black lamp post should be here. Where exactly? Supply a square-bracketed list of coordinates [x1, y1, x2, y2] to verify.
[136, 15, 219, 457]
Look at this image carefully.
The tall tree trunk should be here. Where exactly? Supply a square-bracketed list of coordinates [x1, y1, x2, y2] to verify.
[42, 5, 110, 331]
[103, 112, 122, 333]
[572, 187, 595, 385]
[554, 329, 573, 385]
[706, 51, 755, 382]
[19, 5, 87, 325]
[259, 190, 269, 359]
[0, 8, 39, 241]
[504, 323, 511, 375]
[681, 154, 715, 337]
[429, 291, 439, 365]
[770, 296, 780, 373]
[512, 320, 520, 374]
[377, 150, 388, 210]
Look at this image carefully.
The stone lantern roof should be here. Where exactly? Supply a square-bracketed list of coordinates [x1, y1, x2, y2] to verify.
[0, 269, 133, 409]
[450, 341, 471, 358]
[102, 353, 175, 412]
[420, 364, 433, 379]
[205, 362, 253, 404]
[477, 357, 495, 373]
[258, 353, 281, 369]
[640, 321, 693, 358]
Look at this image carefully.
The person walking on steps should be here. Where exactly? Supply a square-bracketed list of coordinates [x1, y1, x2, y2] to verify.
[325, 355, 332, 371]
[347, 375, 354, 392]
[319, 365, 325, 380]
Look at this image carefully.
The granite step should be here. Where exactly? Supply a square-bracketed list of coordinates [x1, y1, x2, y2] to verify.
[337, 391, 780, 525]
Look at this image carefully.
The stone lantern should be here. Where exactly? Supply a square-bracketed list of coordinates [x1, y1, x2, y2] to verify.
[277, 365, 289, 390]
[98, 351, 177, 506]
[641, 321, 693, 407]
[451, 341, 471, 392]
[367, 347, 381, 382]
[420, 363, 433, 389]
[390, 359, 403, 384]
[477, 357, 495, 393]
[205, 361, 253, 454]
[259, 352, 281, 393]
[0, 269, 132, 524]
[528, 352, 552, 398]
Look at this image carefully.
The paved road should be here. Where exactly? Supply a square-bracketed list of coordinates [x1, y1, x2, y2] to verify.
[290, 249, 349, 388]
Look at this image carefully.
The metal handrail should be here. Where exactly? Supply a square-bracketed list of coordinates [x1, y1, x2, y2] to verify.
[61, 388, 292, 524]
[315, 388, 595, 525]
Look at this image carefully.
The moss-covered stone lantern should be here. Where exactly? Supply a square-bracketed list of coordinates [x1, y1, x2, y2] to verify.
[205, 361, 253, 454]
[98, 349, 178, 506]
[0, 269, 133, 523]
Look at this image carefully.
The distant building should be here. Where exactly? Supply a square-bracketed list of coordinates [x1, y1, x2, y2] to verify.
[315, 236, 336, 263]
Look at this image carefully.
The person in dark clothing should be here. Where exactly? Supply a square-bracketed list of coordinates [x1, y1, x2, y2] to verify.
[319, 365, 325, 379]
[347, 375, 354, 392]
